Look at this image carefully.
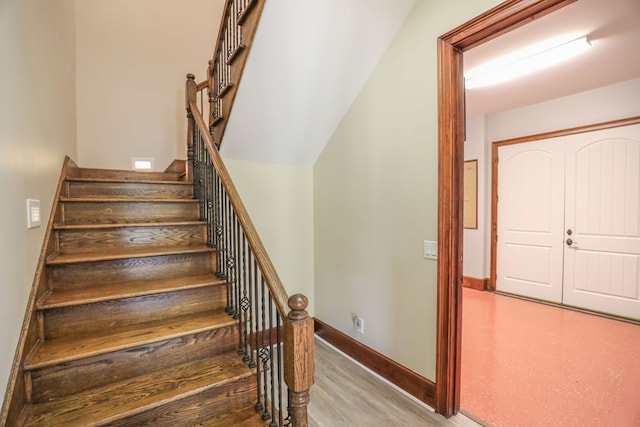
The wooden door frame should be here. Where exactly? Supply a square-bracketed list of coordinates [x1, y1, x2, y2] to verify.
[435, 0, 576, 417]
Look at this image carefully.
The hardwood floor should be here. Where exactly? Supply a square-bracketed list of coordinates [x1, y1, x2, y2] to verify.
[309, 338, 480, 427]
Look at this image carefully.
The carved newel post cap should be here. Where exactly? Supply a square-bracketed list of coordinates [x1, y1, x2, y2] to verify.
[288, 294, 308, 311]
[288, 294, 309, 320]
[186, 73, 195, 80]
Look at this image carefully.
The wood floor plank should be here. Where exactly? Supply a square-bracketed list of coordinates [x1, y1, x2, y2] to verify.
[194, 402, 267, 426]
[76, 168, 181, 182]
[67, 177, 193, 185]
[66, 180, 193, 199]
[46, 245, 215, 265]
[54, 221, 206, 230]
[308, 338, 475, 427]
[56, 223, 206, 253]
[60, 199, 200, 225]
[60, 197, 198, 203]
[23, 353, 252, 427]
[24, 309, 235, 370]
[38, 274, 226, 309]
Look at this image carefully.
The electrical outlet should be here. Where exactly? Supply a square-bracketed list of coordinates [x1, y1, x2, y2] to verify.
[352, 315, 364, 334]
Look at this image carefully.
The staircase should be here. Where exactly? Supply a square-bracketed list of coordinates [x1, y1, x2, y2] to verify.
[17, 164, 267, 426]
[3, 1, 315, 424]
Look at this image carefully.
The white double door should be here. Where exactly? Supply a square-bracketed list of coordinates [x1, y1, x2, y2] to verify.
[496, 123, 640, 320]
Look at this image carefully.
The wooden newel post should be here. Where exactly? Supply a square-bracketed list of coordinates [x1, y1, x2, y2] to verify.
[185, 73, 197, 183]
[284, 294, 315, 427]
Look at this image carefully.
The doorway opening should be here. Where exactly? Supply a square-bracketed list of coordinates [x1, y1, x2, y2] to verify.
[437, 0, 640, 419]
[435, 0, 576, 417]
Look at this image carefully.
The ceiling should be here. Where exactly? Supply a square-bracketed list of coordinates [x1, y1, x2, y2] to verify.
[221, 0, 416, 165]
[464, 0, 640, 116]
[222, 0, 640, 164]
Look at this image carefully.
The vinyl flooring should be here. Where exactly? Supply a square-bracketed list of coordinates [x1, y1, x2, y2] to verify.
[461, 288, 640, 427]
[308, 338, 480, 427]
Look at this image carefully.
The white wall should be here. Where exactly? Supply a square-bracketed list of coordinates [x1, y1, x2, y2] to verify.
[463, 115, 491, 279]
[464, 77, 640, 278]
[313, 0, 502, 382]
[75, 0, 225, 171]
[0, 0, 77, 397]
[223, 159, 315, 315]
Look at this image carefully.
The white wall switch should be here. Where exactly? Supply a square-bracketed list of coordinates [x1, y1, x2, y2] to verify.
[423, 240, 437, 260]
[27, 199, 41, 229]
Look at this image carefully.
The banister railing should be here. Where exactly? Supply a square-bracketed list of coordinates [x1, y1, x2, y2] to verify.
[203, 0, 266, 150]
[186, 93, 314, 427]
[184, 2, 314, 425]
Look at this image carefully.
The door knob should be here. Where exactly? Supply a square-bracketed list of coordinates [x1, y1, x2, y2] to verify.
[566, 238, 577, 246]
[567, 229, 573, 236]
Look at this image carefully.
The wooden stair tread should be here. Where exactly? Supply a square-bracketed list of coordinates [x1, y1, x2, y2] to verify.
[46, 245, 215, 265]
[24, 309, 235, 370]
[195, 402, 267, 426]
[67, 177, 193, 185]
[60, 196, 198, 203]
[37, 274, 226, 310]
[76, 167, 181, 182]
[23, 353, 252, 427]
[53, 220, 206, 230]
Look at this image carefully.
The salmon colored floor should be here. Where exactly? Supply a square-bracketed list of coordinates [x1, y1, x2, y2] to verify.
[461, 288, 640, 427]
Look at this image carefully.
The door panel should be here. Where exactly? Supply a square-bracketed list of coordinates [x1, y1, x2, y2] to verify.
[496, 140, 565, 302]
[563, 124, 640, 320]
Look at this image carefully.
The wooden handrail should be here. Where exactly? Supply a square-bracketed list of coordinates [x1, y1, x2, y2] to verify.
[188, 98, 290, 317]
[189, 95, 315, 426]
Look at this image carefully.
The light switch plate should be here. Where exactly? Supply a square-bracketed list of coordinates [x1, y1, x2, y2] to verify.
[423, 240, 437, 260]
[27, 199, 41, 228]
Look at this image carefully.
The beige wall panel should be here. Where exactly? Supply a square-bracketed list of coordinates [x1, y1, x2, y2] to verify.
[0, 0, 78, 396]
[313, 0, 502, 381]
[224, 158, 315, 316]
[76, 0, 225, 171]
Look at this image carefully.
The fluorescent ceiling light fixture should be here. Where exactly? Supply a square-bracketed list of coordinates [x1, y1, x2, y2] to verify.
[465, 35, 591, 89]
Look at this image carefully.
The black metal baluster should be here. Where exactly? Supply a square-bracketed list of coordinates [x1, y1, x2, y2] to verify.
[205, 149, 214, 247]
[259, 278, 270, 421]
[240, 235, 250, 363]
[254, 264, 263, 414]
[268, 295, 276, 427]
[232, 213, 240, 320]
[214, 173, 224, 277]
[235, 219, 244, 353]
[267, 293, 276, 427]
[276, 314, 283, 427]
[248, 255, 257, 369]
[226, 196, 236, 316]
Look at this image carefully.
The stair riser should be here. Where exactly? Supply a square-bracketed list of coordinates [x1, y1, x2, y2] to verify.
[61, 201, 199, 225]
[29, 325, 240, 403]
[77, 168, 181, 181]
[43, 286, 227, 340]
[109, 375, 257, 426]
[49, 252, 217, 292]
[66, 181, 193, 199]
[56, 224, 207, 254]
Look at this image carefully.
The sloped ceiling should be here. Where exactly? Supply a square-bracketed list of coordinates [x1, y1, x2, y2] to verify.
[221, 0, 417, 165]
[222, 0, 640, 164]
